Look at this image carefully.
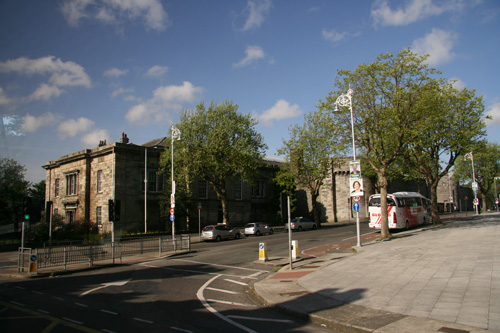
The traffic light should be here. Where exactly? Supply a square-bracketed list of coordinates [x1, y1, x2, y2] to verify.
[114, 200, 121, 222]
[22, 197, 32, 221]
[108, 199, 114, 221]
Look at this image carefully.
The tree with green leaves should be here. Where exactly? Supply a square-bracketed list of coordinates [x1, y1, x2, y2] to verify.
[278, 109, 345, 224]
[402, 82, 486, 223]
[453, 142, 500, 212]
[0, 157, 29, 225]
[320, 49, 438, 239]
[169, 100, 267, 224]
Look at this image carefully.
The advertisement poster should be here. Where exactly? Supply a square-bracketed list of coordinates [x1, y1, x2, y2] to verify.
[349, 160, 364, 197]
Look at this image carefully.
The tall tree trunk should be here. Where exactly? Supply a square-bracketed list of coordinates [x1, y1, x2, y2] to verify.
[310, 189, 320, 224]
[430, 181, 442, 224]
[378, 171, 391, 240]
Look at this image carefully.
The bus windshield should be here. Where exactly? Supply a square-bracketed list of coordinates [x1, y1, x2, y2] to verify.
[368, 197, 396, 207]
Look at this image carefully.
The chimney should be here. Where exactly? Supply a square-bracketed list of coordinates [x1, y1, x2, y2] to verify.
[120, 132, 129, 144]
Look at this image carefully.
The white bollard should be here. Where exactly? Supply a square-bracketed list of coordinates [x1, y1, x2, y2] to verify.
[259, 242, 268, 261]
[292, 240, 300, 260]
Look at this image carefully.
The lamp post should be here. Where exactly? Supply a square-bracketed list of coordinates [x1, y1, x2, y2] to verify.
[464, 152, 478, 214]
[333, 86, 361, 247]
[495, 177, 500, 211]
[171, 124, 181, 242]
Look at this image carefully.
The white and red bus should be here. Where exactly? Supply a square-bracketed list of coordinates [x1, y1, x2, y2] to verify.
[368, 192, 432, 230]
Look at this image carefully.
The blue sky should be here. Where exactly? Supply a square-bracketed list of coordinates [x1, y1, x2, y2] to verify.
[1, 0, 499, 183]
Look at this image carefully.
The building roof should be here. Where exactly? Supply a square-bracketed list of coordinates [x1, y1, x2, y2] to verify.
[141, 137, 168, 148]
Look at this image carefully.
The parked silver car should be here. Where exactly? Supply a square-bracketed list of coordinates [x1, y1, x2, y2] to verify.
[284, 217, 317, 231]
[244, 222, 274, 236]
[201, 224, 241, 241]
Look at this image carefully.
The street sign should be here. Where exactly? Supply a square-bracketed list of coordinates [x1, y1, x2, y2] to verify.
[353, 202, 360, 212]
[353, 196, 361, 203]
[170, 208, 175, 215]
[170, 214, 175, 221]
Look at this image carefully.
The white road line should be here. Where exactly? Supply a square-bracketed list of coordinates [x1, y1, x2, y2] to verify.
[197, 275, 257, 333]
[172, 258, 268, 274]
[79, 279, 131, 297]
[52, 296, 64, 301]
[170, 326, 193, 332]
[206, 287, 239, 295]
[206, 299, 256, 307]
[224, 278, 248, 286]
[14, 286, 25, 290]
[227, 315, 294, 323]
[100, 309, 118, 315]
[63, 317, 83, 325]
[33, 291, 44, 295]
[10, 301, 24, 307]
[37, 309, 50, 314]
[75, 302, 88, 307]
[133, 317, 153, 324]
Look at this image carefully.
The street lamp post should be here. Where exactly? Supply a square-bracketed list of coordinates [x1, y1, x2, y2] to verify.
[171, 124, 181, 243]
[464, 152, 478, 214]
[494, 177, 500, 211]
[333, 86, 361, 247]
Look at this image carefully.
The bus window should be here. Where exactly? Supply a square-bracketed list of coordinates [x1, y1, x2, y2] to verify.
[369, 197, 396, 207]
[387, 198, 396, 206]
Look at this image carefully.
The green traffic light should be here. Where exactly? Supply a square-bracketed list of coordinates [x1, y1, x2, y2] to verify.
[24, 214, 30, 220]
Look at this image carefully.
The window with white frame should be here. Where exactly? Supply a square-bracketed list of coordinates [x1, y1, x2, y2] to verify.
[97, 170, 103, 193]
[198, 180, 208, 199]
[66, 173, 78, 195]
[55, 178, 60, 197]
[97, 206, 102, 227]
[252, 180, 266, 198]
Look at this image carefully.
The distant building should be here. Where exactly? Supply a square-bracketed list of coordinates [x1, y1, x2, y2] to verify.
[42, 133, 282, 234]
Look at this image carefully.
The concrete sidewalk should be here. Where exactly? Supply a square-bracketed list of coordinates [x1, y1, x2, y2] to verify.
[254, 213, 500, 332]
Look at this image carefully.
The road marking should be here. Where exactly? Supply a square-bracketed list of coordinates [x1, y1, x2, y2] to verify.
[37, 309, 50, 314]
[75, 302, 88, 307]
[206, 287, 239, 294]
[197, 275, 257, 333]
[14, 286, 25, 290]
[133, 317, 153, 324]
[80, 279, 131, 297]
[224, 278, 248, 286]
[100, 309, 118, 315]
[52, 296, 64, 301]
[10, 301, 24, 306]
[227, 315, 294, 323]
[63, 317, 83, 325]
[172, 258, 268, 274]
[206, 299, 256, 307]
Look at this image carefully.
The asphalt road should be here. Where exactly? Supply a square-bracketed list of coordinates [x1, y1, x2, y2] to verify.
[0, 222, 372, 332]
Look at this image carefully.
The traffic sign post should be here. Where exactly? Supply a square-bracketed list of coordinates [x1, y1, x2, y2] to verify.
[29, 254, 37, 276]
[353, 202, 360, 212]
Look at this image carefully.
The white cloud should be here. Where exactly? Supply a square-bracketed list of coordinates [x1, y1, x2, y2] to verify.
[125, 81, 203, 125]
[0, 56, 91, 101]
[486, 102, 500, 126]
[61, 0, 170, 32]
[412, 29, 456, 66]
[22, 112, 59, 132]
[58, 117, 94, 139]
[104, 68, 129, 77]
[449, 78, 466, 90]
[371, 0, 460, 26]
[29, 83, 64, 101]
[145, 65, 168, 78]
[322, 29, 348, 43]
[242, 0, 272, 31]
[81, 128, 110, 147]
[258, 99, 302, 126]
[111, 87, 134, 98]
[233, 45, 265, 68]
[0, 87, 13, 105]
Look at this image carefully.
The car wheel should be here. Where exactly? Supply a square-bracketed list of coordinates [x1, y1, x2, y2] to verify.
[216, 235, 222, 242]
[269, 229, 274, 235]
[234, 233, 241, 239]
[256, 230, 261, 236]
[298, 226, 303, 231]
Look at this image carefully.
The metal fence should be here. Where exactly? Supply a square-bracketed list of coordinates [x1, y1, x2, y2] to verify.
[18, 235, 190, 273]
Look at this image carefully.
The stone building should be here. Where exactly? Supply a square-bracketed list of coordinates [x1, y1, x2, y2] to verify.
[43, 134, 282, 234]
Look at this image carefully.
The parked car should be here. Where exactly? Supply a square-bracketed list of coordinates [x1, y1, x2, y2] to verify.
[284, 217, 317, 231]
[244, 222, 274, 236]
[201, 224, 241, 241]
